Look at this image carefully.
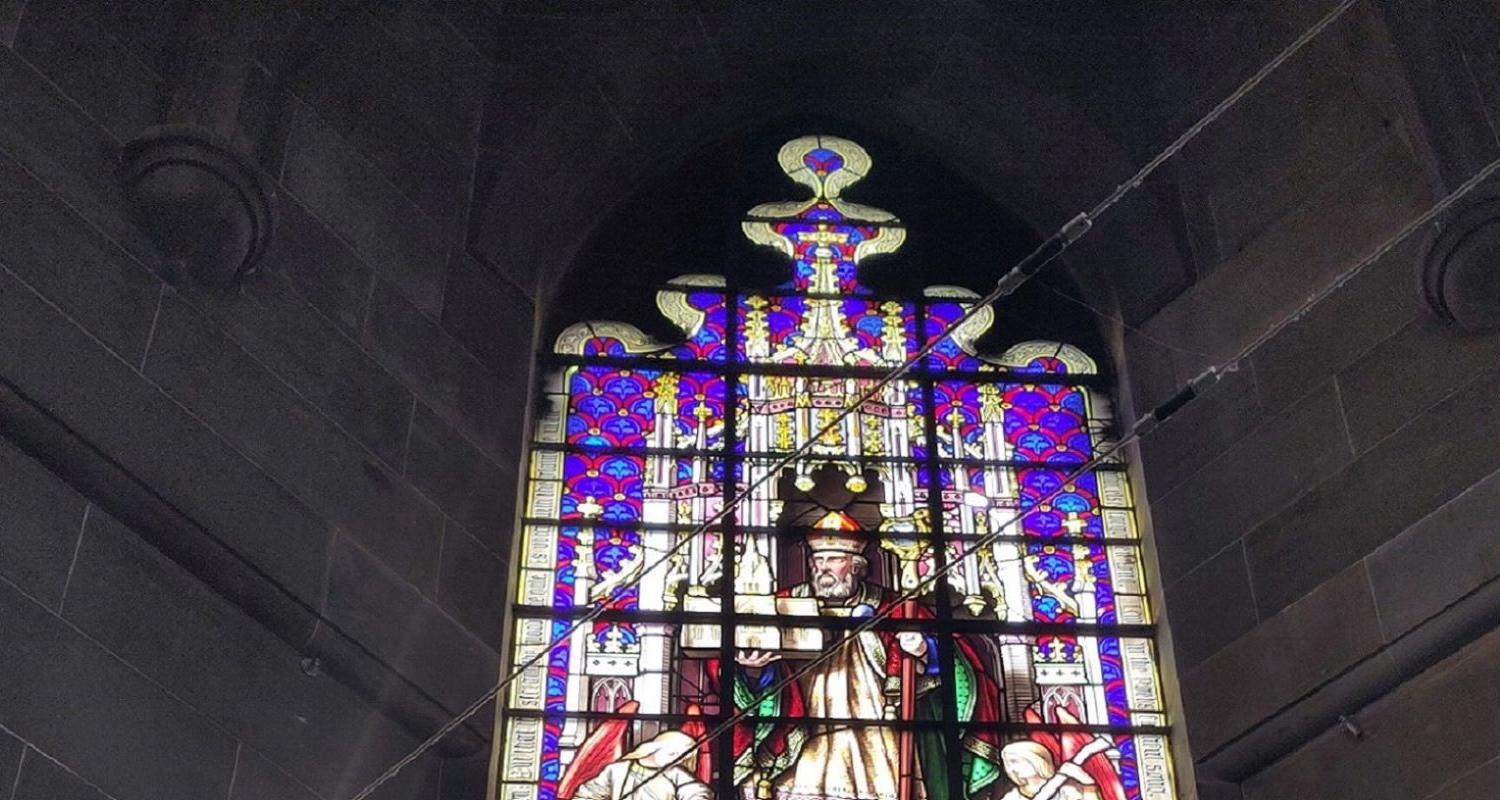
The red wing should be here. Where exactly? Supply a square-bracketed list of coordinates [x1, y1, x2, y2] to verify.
[1083, 754, 1128, 800]
[557, 700, 639, 799]
[1024, 707, 1065, 764]
[1050, 709, 1127, 800]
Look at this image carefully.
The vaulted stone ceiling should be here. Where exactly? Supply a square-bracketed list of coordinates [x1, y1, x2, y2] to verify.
[466, 2, 1199, 328]
[7, 2, 1499, 799]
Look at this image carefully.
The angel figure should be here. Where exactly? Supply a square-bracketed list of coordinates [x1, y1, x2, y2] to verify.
[999, 742, 1099, 800]
[559, 702, 714, 800]
[999, 708, 1127, 800]
[569, 732, 712, 800]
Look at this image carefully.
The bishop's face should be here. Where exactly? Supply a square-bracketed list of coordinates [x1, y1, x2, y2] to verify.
[810, 552, 860, 599]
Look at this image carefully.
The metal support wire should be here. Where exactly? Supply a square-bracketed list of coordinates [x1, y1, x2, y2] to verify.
[347, 3, 1366, 797]
[347, 190, 1081, 800]
[609, 145, 1500, 800]
[1086, 0, 1359, 223]
[612, 423, 1146, 799]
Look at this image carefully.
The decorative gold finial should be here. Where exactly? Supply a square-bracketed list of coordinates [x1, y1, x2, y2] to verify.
[742, 136, 905, 295]
[774, 135, 874, 200]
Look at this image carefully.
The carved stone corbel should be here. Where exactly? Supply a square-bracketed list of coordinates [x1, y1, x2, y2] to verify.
[1423, 197, 1500, 333]
[120, 125, 277, 287]
[119, 0, 277, 287]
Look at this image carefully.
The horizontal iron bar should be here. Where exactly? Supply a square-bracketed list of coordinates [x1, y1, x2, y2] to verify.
[526, 440, 1125, 471]
[543, 353, 1112, 387]
[503, 708, 1170, 737]
[510, 606, 1155, 637]
[740, 215, 907, 228]
[515, 516, 1143, 545]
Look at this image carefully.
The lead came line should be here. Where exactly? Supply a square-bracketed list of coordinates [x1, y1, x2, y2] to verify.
[347, 3, 1365, 797]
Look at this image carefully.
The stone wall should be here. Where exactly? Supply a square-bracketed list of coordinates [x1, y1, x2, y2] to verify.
[4, 2, 1499, 800]
[1132, 3, 1500, 797]
[0, 3, 529, 799]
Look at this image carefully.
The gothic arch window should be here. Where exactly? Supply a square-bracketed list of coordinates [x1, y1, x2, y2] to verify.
[591, 678, 634, 713]
[498, 137, 1178, 800]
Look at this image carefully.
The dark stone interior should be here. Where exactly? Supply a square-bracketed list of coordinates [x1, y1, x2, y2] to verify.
[1, 2, 1498, 799]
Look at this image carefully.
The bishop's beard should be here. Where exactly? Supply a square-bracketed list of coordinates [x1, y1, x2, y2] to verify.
[813, 571, 857, 599]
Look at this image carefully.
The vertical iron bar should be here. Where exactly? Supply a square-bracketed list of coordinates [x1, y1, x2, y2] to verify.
[716, 177, 745, 800]
[916, 299, 969, 799]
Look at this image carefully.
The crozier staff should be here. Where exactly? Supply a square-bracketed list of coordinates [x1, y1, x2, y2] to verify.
[731, 527, 1006, 800]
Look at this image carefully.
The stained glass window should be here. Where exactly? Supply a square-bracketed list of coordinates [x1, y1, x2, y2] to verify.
[499, 137, 1178, 800]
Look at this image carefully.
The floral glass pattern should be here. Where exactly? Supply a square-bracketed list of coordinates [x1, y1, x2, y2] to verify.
[500, 137, 1177, 800]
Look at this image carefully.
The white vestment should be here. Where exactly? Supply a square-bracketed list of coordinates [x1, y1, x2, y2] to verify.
[772, 584, 911, 800]
[574, 761, 712, 800]
[1000, 787, 1095, 800]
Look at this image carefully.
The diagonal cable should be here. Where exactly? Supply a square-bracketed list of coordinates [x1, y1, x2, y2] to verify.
[347, 2, 1362, 796]
[612, 145, 1500, 800]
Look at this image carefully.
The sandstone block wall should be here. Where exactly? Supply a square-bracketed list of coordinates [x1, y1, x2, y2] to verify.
[1132, 3, 1500, 797]
[0, 3, 527, 798]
